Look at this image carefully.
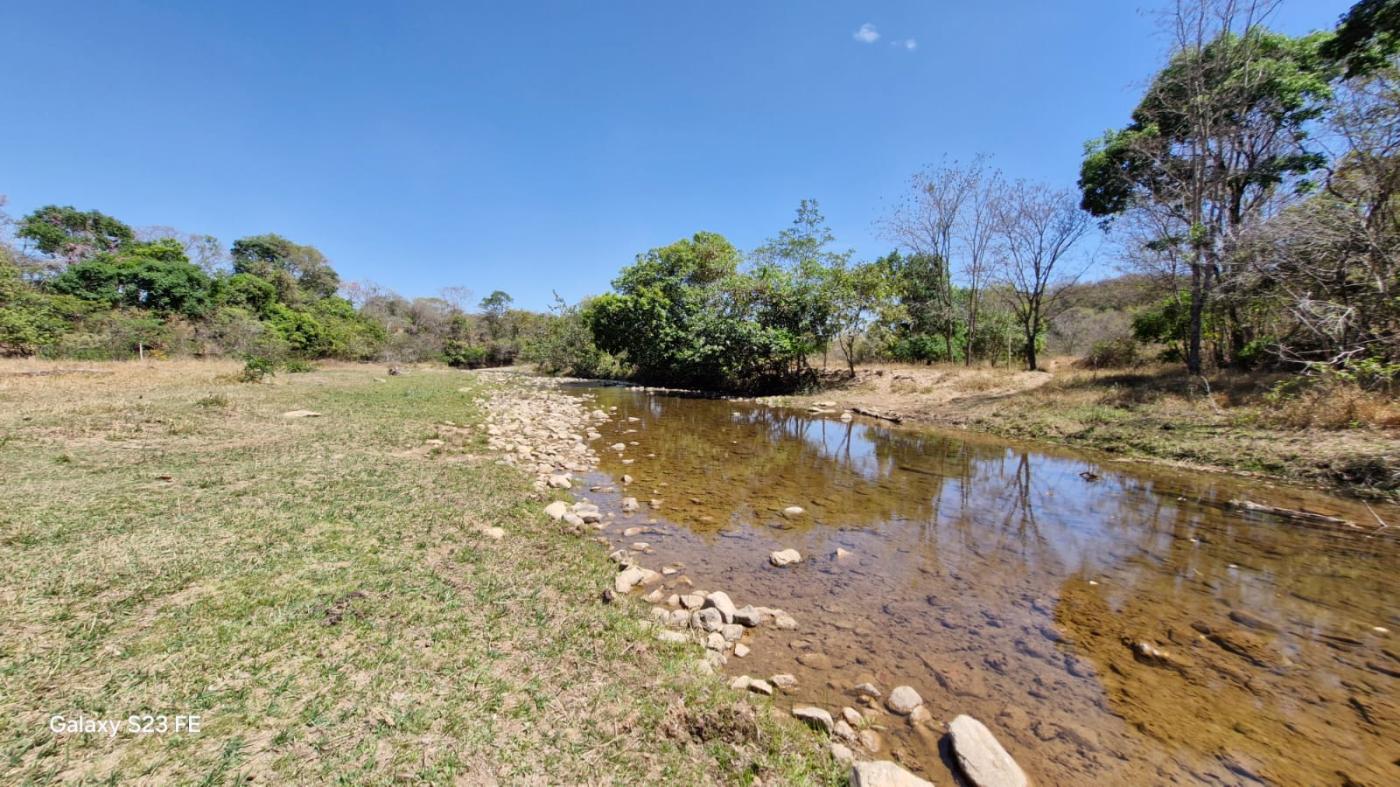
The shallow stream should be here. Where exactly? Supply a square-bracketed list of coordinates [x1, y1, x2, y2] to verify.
[572, 385, 1398, 785]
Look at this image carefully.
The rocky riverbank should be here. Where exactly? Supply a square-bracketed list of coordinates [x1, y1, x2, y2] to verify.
[479, 372, 1031, 786]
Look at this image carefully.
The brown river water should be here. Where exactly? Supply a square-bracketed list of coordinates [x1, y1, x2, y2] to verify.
[567, 384, 1398, 786]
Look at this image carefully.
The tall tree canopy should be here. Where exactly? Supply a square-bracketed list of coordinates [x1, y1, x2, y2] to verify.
[231, 233, 341, 302]
[1321, 0, 1400, 77]
[17, 205, 134, 264]
[1079, 8, 1335, 373]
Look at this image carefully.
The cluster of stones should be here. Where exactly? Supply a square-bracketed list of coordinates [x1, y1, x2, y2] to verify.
[633, 580, 799, 672]
[483, 378, 604, 492]
[781, 679, 1028, 787]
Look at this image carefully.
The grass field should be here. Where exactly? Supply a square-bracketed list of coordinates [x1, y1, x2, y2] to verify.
[0, 360, 837, 785]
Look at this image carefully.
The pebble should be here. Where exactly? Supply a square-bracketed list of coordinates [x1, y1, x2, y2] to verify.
[770, 674, 797, 689]
[734, 643, 751, 658]
[782, 506, 806, 517]
[747, 679, 773, 696]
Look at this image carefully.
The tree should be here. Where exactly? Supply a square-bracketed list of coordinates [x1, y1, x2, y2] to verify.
[17, 205, 134, 264]
[51, 241, 213, 318]
[1236, 62, 1400, 366]
[1079, 1, 1335, 373]
[882, 250, 959, 362]
[829, 259, 888, 374]
[231, 233, 340, 302]
[885, 157, 1004, 364]
[479, 290, 514, 339]
[749, 200, 851, 373]
[1321, 0, 1400, 77]
[137, 226, 228, 275]
[994, 182, 1093, 371]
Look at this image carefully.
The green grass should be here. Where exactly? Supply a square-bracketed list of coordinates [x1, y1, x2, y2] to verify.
[0, 363, 839, 785]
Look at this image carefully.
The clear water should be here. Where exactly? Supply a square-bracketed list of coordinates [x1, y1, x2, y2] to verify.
[575, 385, 1399, 786]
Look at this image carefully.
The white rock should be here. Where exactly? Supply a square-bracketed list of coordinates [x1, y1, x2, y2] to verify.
[704, 591, 737, 622]
[543, 500, 569, 521]
[850, 761, 934, 787]
[792, 706, 833, 734]
[769, 549, 802, 567]
[614, 566, 658, 593]
[834, 720, 855, 741]
[770, 673, 797, 689]
[621, 497, 640, 513]
[948, 714, 1029, 787]
[747, 679, 773, 696]
[782, 506, 805, 517]
[886, 685, 923, 715]
[610, 443, 626, 451]
[547, 474, 571, 489]
[733, 643, 750, 658]
[679, 593, 705, 610]
[830, 742, 855, 765]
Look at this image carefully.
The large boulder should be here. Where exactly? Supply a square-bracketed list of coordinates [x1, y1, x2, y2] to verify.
[948, 714, 1029, 787]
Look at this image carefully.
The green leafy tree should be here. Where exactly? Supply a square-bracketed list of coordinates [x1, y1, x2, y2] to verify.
[1079, 8, 1336, 373]
[748, 200, 851, 373]
[17, 205, 134, 263]
[51, 248, 213, 319]
[231, 234, 341, 302]
[1321, 0, 1400, 77]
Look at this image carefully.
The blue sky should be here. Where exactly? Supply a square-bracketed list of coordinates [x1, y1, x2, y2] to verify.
[1, 1, 1351, 310]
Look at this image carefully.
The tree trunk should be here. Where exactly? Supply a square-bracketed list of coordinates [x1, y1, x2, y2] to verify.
[1024, 325, 1038, 371]
[1187, 265, 1205, 376]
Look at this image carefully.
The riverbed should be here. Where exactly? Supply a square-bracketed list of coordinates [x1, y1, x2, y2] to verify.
[569, 384, 1398, 785]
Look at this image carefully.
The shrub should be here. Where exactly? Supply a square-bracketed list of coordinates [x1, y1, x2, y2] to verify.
[240, 355, 277, 383]
[282, 358, 316, 373]
[1079, 336, 1141, 369]
[442, 340, 488, 369]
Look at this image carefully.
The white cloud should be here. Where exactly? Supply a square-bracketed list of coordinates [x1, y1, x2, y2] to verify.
[903, 38, 918, 51]
[853, 23, 880, 44]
